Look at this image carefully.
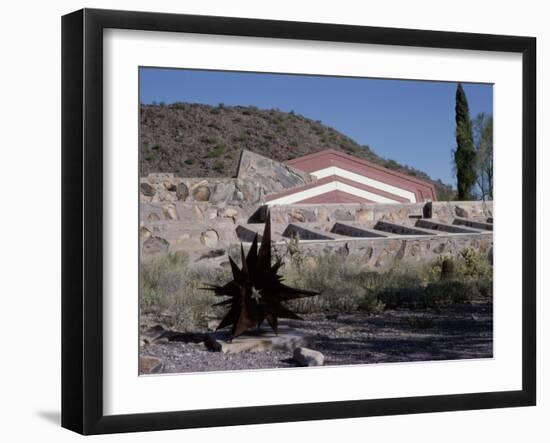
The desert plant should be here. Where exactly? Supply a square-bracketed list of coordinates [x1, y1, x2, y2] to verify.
[358, 289, 385, 315]
[139, 252, 231, 331]
[458, 247, 492, 279]
[213, 160, 225, 173]
[425, 280, 480, 308]
[407, 315, 434, 329]
[207, 144, 225, 158]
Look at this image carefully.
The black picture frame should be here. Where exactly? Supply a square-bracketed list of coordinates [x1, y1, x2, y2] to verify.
[61, 8, 536, 435]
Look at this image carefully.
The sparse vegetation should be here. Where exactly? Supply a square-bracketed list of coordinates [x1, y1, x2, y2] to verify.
[407, 315, 434, 329]
[212, 160, 225, 173]
[140, 246, 492, 331]
[140, 252, 230, 331]
[207, 144, 225, 158]
[282, 246, 492, 315]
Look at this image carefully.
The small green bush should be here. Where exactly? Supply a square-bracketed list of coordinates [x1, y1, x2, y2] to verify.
[407, 316, 434, 329]
[458, 247, 492, 279]
[377, 286, 427, 309]
[425, 280, 479, 308]
[171, 102, 187, 110]
[213, 160, 225, 173]
[207, 144, 225, 158]
[358, 289, 385, 315]
[384, 159, 400, 170]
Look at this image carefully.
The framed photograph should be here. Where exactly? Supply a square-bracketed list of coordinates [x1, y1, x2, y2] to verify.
[61, 8, 536, 435]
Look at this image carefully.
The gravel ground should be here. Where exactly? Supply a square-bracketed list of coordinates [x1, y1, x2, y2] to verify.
[140, 301, 492, 374]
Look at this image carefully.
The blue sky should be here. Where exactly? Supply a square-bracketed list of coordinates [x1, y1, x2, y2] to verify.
[140, 68, 493, 186]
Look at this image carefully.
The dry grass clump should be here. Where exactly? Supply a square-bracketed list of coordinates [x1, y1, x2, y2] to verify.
[140, 252, 231, 331]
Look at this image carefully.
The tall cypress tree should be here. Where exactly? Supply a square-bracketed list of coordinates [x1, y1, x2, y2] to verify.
[454, 83, 476, 200]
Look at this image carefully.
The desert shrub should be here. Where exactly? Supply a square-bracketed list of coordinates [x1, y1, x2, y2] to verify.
[358, 289, 385, 315]
[424, 280, 480, 308]
[171, 102, 187, 110]
[475, 278, 493, 299]
[200, 135, 217, 144]
[407, 316, 434, 329]
[458, 247, 492, 280]
[184, 158, 194, 165]
[213, 160, 225, 173]
[426, 249, 492, 284]
[284, 254, 369, 313]
[207, 144, 225, 158]
[140, 252, 189, 311]
[140, 252, 231, 331]
[377, 286, 427, 309]
[281, 247, 491, 314]
[384, 159, 400, 170]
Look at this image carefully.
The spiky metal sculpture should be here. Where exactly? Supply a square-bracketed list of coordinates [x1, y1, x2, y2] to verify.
[204, 214, 319, 338]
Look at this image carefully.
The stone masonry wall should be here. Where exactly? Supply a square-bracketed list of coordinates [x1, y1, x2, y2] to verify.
[272, 233, 493, 271]
[266, 201, 493, 229]
[140, 199, 493, 272]
[139, 150, 314, 206]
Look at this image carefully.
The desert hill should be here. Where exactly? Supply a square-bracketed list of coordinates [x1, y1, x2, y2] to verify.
[139, 103, 454, 200]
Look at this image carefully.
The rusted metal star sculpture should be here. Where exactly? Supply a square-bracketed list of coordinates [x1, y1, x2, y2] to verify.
[203, 213, 319, 338]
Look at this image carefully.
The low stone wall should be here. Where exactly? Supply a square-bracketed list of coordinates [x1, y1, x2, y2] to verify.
[139, 199, 494, 270]
[139, 174, 264, 205]
[265, 201, 493, 229]
[140, 201, 253, 260]
[139, 150, 314, 206]
[272, 233, 493, 271]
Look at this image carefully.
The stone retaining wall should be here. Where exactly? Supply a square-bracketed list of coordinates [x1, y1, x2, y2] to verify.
[272, 233, 493, 271]
[265, 201, 493, 228]
[139, 198, 494, 271]
[139, 150, 314, 206]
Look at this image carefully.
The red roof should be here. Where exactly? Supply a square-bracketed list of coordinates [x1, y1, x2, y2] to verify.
[265, 149, 437, 205]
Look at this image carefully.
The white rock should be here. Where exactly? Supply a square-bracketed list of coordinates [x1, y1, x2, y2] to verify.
[293, 347, 324, 367]
[223, 207, 239, 218]
[192, 205, 204, 221]
[140, 226, 152, 242]
[176, 233, 191, 244]
[162, 204, 178, 220]
[200, 230, 219, 248]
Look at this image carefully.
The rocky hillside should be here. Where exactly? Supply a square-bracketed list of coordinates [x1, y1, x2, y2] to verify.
[140, 103, 454, 199]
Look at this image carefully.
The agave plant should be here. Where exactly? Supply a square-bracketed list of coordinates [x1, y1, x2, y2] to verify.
[203, 214, 318, 338]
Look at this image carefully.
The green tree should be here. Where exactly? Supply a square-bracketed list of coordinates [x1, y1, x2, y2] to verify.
[472, 113, 493, 200]
[453, 84, 477, 200]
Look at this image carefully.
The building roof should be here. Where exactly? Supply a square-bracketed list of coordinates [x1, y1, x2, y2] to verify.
[265, 149, 437, 205]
